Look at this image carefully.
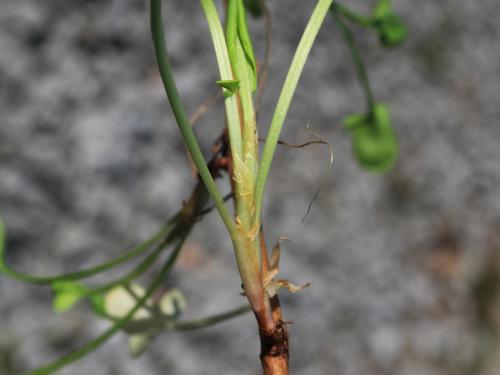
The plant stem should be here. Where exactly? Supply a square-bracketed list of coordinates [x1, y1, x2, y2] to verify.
[169, 304, 251, 331]
[21, 235, 191, 375]
[0, 218, 176, 284]
[331, 4, 375, 113]
[199, 0, 244, 160]
[333, 1, 373, 28]
[201, 0, 265, 319]
[150, 0, 236, 237]
[254, 0, 333, 222]
[19, 180, 210, 375]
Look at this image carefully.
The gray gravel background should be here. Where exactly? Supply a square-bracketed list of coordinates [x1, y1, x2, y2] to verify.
[1, 1, 500, 374]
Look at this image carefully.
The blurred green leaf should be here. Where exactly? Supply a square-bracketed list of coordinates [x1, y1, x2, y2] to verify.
[371, 0, 408, 47]
[51, 281, 89, 313]
[372, 0, 392, 19]
[89, 293, 107, 317]
[374, 14, 408, 47]
[344, 103, 399, 173]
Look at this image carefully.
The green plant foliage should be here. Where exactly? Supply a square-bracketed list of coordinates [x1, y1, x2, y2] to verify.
[374, 14, 407, 47]
[372, 0, 392, 19]
[51, 281, 105, 314]
[51, 281, 89, 313]
[226, 0, 257, 91]
[216, 79, 240, 97]
[372, 0, 408, 47]
[0, 0, 410, 372]
[344, 103, 399, 173]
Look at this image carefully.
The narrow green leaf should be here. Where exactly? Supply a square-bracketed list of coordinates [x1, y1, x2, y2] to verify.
[225, 0, 257, 91]
[226, 0, 239, 70]
[237, 0, 257, 91]
[255, 0, 334, 222]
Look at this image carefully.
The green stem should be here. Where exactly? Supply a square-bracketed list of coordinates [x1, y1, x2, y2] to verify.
[200, 0, 263, 314]
[200, 0, 253, 228]
[21, 235, 189, 375]
[85, 183, 208, 295]
[333, 2, 374, 28]
[254, 0, 333, 222]
[121, 304, 251, 334]
[150, 0, 235, 237]
[84, 238, 169, 295]
[0, 217, 176, 284]
[170, 304, 251, 330]
[200, 0, 243, 159]
[331, 4, 375, 113]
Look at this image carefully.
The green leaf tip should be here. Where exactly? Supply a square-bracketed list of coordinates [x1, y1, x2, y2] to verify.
[344, 103, 399, 173]
[216, 79, 240, 97]
[372, 0, 407, 47]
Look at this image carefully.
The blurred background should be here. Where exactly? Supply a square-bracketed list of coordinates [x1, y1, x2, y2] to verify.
[1, 1, 500, 374]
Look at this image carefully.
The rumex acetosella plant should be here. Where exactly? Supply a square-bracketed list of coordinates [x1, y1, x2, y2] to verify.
[0, 1, 407, 374]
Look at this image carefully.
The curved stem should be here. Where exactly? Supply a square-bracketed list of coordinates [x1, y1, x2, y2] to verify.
[150, 0, 235, 237]
[333, 2, 374, 28]
[331, 4, 375, 113]
[110, 304, 251, 334]
[20, 235, 189, 375]
[170, 304, 250, 331]
[0, 216, 176, 284]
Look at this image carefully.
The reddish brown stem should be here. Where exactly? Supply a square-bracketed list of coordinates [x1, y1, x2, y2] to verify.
[258, 230, 289, 374]
[260, 318, 289, 375]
